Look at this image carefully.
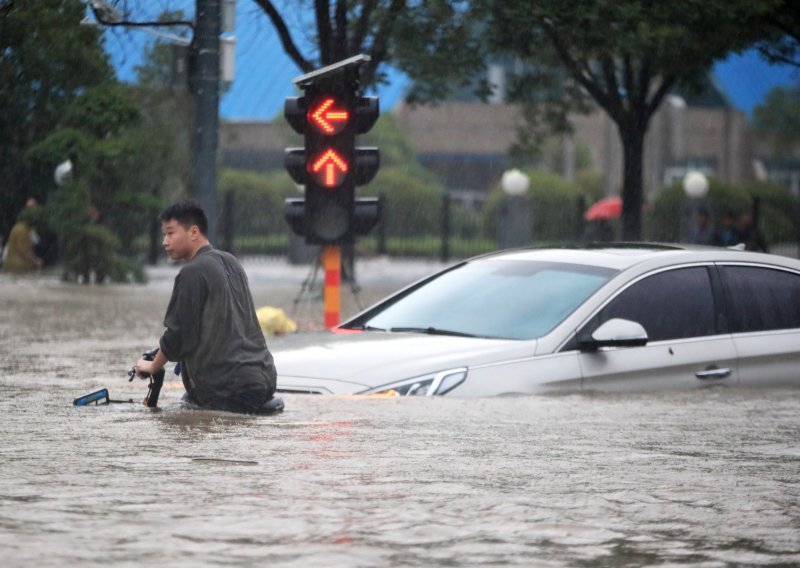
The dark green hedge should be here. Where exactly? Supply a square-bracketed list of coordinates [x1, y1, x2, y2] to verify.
[648, 178, 798, 243]
[360, 166, 446, 238]
[482, 169, 584, 242]
[218, 168, 299, 236]
[745, 181, 800, 243]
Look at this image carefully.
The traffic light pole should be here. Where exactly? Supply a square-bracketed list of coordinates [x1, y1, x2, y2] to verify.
[283, 55, 380, 329]
[322, 245, 341, 327]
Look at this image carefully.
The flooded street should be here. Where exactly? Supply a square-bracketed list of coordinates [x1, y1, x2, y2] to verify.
[1, 263, 799, 567]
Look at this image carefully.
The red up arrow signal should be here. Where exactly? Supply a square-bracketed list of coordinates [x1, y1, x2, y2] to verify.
[308, 97, 349, 135]
[310, 149, 349, 187]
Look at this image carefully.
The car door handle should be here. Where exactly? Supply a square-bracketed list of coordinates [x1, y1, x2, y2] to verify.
[695, 367, 732, 380]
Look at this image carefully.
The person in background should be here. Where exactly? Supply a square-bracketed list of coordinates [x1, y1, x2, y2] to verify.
[687, 208, 719, 246]
[12, 196, 59, 267]
[133, 200, 281, 414]
[583, 219, 615, 242]
[717, 211, 740, 247]
[3, 206, 43, 274]
[736, 211, 768, 252]
[80, 203, 108, 284]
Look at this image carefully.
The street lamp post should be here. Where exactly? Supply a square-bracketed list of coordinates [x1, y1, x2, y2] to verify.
[498, 168, 532, 249]
[682, 170, 710, 243]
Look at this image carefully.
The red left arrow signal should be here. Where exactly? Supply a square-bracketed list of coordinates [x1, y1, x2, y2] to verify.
[308, 97, 349, 135]
[310, 149, 349, 187]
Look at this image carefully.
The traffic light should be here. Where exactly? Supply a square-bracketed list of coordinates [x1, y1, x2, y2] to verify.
[283, 58, 380, 245]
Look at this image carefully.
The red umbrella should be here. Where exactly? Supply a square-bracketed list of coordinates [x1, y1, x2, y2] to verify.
[584, 196, 622, 221]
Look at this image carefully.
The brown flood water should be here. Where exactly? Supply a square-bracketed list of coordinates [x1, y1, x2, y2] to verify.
[1, 263, 799, 567]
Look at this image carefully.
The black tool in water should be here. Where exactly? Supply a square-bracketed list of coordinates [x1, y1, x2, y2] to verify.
[128, 348, 166, 408]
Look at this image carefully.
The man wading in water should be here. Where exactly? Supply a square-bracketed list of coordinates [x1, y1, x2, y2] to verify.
[134, 200, 281, 413]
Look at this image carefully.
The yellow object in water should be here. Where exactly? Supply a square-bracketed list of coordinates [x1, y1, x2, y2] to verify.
[256, 306, 297, 336]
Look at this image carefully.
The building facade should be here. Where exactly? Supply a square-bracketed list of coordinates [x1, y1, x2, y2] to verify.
[219, 88, 795, 200]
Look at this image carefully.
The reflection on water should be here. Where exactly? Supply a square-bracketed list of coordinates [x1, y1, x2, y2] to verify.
[1, 281, 799, 566]
[2, 386, 799, 567]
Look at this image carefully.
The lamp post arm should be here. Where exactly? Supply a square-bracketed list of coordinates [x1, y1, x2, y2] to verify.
[89, 5, 194, 31]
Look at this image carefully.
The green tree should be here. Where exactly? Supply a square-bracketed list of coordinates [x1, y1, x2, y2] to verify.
[752, 84, 800, 158]
[26, 84, 161, 282]
[131, 16, 194, 206]
[0, 0, 113, 240]
[253, 0, 486, 100]
[483, 0, 783, 240]
[754, 1, 800, 68]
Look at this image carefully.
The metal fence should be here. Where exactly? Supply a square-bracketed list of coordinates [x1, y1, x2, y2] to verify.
[216, 190, 580, 263]
[143, 189, 800, 265]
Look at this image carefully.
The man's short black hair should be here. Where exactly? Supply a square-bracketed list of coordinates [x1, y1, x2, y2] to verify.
[159, 200, 208, 236]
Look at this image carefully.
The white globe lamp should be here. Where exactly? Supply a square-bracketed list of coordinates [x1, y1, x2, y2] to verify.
[683, 170, 709, 199]
[54, 159, 73, 186]
[501, 168, 530, 197]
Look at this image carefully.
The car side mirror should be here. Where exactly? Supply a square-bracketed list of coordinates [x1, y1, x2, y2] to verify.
[578, 318, 648, 353]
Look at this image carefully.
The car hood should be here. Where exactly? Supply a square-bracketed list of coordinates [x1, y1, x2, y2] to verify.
[269, 331, 536, 394]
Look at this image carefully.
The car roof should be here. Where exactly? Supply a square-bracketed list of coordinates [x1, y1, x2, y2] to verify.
[471, 243, 800, 272]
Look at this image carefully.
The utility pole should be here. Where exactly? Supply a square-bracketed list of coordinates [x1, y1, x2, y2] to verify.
[87, 0, 223, 243]
[191, 0, 221, 242]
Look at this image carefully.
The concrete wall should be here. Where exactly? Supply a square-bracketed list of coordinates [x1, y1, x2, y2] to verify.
[393, 100, 755, 197]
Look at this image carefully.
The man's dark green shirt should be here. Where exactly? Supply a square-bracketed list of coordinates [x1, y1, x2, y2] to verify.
[159, 245, 277, 410]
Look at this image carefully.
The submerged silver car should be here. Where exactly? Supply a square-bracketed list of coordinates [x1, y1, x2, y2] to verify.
[272, 245, 800, 396]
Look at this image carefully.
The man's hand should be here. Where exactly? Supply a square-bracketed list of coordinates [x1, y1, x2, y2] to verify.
[135, 358, 157, 377]
[134, 349, 168, 378]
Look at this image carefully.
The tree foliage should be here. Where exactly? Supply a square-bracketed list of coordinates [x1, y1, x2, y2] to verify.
[25, 84, 162, 282]
[253, 0, 486, 101]
[482, 0, 784, 239]
[130, 14, 194, 205]
[249, 1, 798, 245]
[752, 84, 800, 158]
[0, 0, 113, 239]
[754, 1, 800, 68]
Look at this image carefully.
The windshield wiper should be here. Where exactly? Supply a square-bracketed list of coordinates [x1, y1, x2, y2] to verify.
[389, 326, 479, 338]
[344, 324, 387, 332]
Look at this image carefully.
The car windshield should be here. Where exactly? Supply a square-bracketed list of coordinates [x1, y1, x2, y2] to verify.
[362, 259, 617, 340]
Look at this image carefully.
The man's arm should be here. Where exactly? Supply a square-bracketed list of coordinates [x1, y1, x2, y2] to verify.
[160, 269, 206, 361]
[136, 349, 168, 377]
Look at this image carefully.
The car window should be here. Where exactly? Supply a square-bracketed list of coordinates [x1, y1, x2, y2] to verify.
[362, 260, 617, 340]
[721, 265, 800, 332]
[579, 266, 717, 343]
